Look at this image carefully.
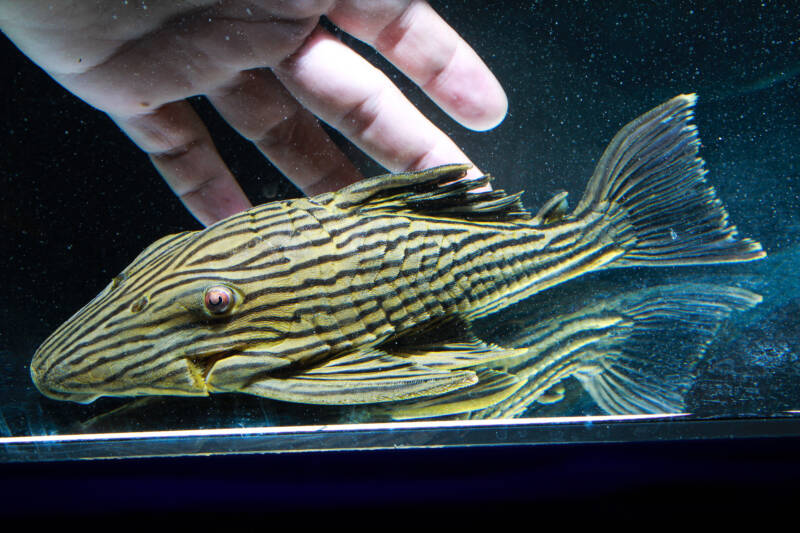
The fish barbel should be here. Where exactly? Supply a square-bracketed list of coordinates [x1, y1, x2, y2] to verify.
[31, 95, 765, 414]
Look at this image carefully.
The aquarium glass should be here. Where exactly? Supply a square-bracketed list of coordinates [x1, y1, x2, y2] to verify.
[2, 1, 798, 461]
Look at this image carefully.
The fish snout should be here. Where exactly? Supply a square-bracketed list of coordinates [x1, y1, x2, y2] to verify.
[30, 339, 215, 403]
[30, 350, 100, 403]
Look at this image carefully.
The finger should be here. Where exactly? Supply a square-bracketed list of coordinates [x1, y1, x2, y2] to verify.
[328, 0, 507, 131]
[111, 102, 252, 226]
[274, 27, 481, 177]
[207, 68, 363, 196]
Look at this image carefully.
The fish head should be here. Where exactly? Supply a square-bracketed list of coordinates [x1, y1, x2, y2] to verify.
[31, 222, 292, 403]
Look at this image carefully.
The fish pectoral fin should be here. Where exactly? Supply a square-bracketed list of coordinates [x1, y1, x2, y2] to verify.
[204, 348, 291, 392]
[395, 341, 531, 371]
[385, 369, 524, 420]
[233, 348, 478, 405]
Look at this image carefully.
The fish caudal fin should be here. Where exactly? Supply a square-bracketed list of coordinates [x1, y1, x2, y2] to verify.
[574, 94, 765, 267]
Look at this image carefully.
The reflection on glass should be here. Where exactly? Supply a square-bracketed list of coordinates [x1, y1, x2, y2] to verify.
[468, 284, 760, 420]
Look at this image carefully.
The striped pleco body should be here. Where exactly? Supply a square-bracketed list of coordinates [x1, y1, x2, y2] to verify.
[32, 188, 617, 402]
[31, 95, 765, 413]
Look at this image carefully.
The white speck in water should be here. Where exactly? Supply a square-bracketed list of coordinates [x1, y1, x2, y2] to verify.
[670, 228, 678, 240]
[225, 35, 230, 41]
[246, 7, 253, 16]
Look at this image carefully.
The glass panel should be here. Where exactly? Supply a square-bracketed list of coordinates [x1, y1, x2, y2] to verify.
[2, 1, 798, 462]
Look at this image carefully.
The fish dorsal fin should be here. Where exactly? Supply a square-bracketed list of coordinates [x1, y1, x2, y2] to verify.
[328, 164, 532, 222]
[533, 190, 569, 224]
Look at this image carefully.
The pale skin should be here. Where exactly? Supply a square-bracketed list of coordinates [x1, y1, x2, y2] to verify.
[0, 0, 507, 226]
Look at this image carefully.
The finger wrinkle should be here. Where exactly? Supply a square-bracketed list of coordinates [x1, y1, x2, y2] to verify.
[148, 137, 205, 160]
[300, 166, 342, 196]
[206, 69, 258, 99]
[274, 18, 326, 73]
[405, 146, 442, 173]
[254, 0, 335, 20]
[252, 106, 304, 150]
[80, 4, 213, 75]
[337, 88, 384, 141]
[420, 41, 460, 103]
[173, 173, 221, 199]
[372, 1, 454, 87]
[371, 0, 417, 51]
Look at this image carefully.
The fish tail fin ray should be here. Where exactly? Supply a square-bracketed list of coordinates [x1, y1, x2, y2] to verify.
[468, 283, 761, 420]
[572, 284, 761, 415]
[574, 93, 765, 266]
[381, 369, 524, 420]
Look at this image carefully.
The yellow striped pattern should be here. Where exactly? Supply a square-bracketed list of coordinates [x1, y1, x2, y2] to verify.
[32, 169, 622, 401]
[30, 95, 765, 413]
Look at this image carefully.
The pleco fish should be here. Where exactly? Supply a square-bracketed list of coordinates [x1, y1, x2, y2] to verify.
[30, 95, 765, 417]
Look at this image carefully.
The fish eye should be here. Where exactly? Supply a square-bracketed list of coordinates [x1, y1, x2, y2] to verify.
[203, 285, 235, 315]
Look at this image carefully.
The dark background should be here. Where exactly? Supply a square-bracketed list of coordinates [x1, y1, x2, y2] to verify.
[1, 0, 799, 513]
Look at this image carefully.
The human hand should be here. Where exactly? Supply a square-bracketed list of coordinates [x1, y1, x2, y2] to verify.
[1, 1, 507, 226]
